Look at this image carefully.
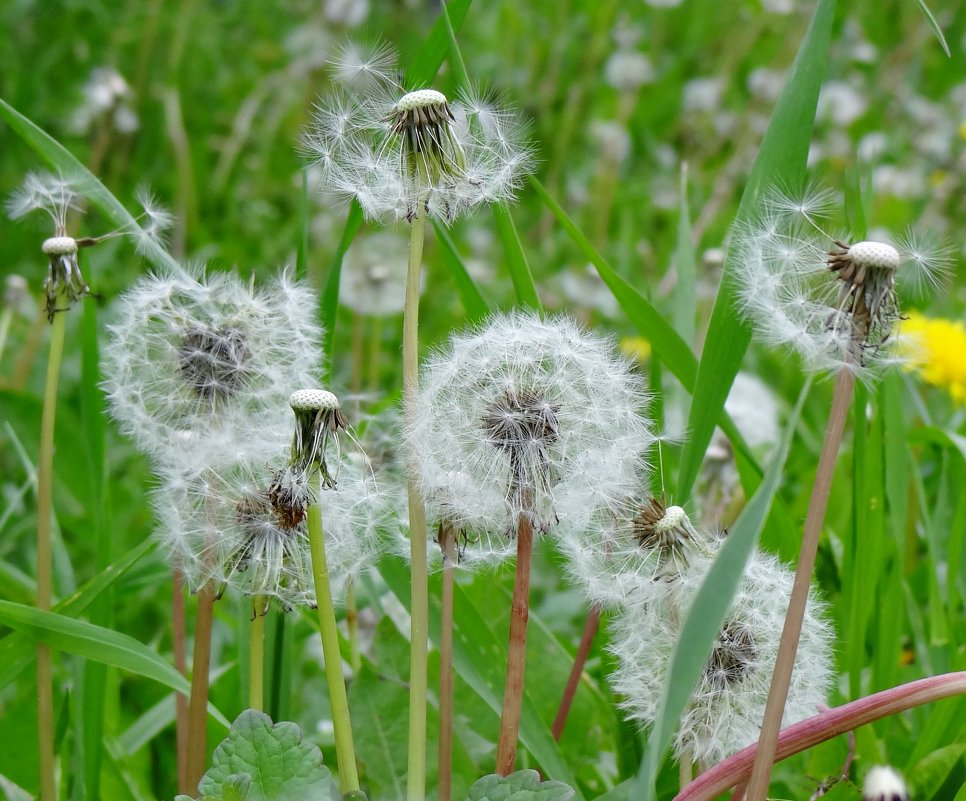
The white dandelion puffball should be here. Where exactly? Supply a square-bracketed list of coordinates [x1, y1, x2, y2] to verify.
[732, 188, 951, 377]
[155, 450, 386, 608]
[862, 766, 909, 801]
[608, 550, 833, 766]
[102, 266, 324, 466]
[303, 43, 534, 224]
[408, 311, 654, 544]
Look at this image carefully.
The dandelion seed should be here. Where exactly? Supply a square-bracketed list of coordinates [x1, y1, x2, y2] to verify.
[340, 230, 414, 316]
[304, 45, 534, 223]
[71, 66, 138, 135]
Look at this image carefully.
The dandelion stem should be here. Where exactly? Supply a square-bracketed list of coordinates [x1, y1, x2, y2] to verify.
[552, 605, 600, 741]
[345, 580, 361, 674]
[439, 523, 457, 801]
[307, 497, 360, 794]
[496, 494, 536, 775]
[249, 596, 266, 711]
[404, 213, 430, 801]
[36, 299, 67, 801]
[0, 305, 13, 363]
[745, 367, 855, 801]
[678, 672, 966, 801]
[173, 567, 189, 794]
[186, 582, 217, 790]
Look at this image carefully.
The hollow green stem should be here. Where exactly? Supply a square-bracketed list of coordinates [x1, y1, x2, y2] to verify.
[249, 596, 266, 711]
[404, 213, 429, 801]
[36, 300, 67, 801]
[307, 496, 360, 794]
[0, 306, 13, 364]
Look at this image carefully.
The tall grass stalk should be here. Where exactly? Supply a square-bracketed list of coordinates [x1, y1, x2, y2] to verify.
[744, 368, 855, 800]
[36, 292, 67, 801]
[307, 496, 360, 794]
[404, 214, 430, 801]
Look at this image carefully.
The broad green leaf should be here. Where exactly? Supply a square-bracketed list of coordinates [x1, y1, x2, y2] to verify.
[0, 97, 181, 273]
[909, 743, 966, 801]
[466, 770, 575, 801]
[433, 222, 490, 322]
[675, 0, 836, 500]
[0, 539, 156, 689]
[378, 559, 582, 796]
[633, 378, 811, 801]
[320, 199, 364, 376]
[190, 710, 337, 801]
[493, 203, 541, 309]
[406, 0, 472, 88]
[0, 600, 228, 728]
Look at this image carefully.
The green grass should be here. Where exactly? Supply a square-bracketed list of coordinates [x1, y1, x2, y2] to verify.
[1, 0, 964, 799]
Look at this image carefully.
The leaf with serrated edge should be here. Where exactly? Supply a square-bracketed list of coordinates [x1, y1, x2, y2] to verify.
[195, 710, 336, 801]
[467, 770, 575, 801]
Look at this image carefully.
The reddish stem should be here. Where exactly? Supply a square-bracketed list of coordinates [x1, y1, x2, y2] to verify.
[438, 524, 457, 801]
[676, 672, 966, 801]
[185, 584, 217, 791]
[495, 509, 535, 775]
[552, 606, 601, 741]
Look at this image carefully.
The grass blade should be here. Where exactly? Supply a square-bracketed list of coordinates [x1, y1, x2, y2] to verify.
[633, 378, 811, 801]
[914, 0, 951, 56]
[675, 0, 836, 500]
[406, 0, 472, 88]
[0, 600, 230, 728]
[0, 540, 155, 689]
[492, 202, 541, 309]
[433, 222, 490, 322]
[320, 199, 364, 378]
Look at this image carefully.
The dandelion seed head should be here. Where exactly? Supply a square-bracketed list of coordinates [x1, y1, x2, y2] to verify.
[409, 311, 654, 547]
[862, 766, 908, 801]
[102, 267, 324, 467]
[290, 388, 341, 412]
[734, 188, 948, 377]
[609, 549, 832, 765]
[305, 45, 533, 223]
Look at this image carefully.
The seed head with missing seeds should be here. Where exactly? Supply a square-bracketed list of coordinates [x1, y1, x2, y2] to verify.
[732, 187, 952, 377]
[303, 42, 534, 223]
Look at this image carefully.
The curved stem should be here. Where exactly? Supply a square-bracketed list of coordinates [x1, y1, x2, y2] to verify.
[404, 214, 429, 801]
[677, 672, 966, 801]
[307, 498, 360, 793]
[745, 367, 855, 801]
[36, 304, 67, 801]
[248, 596, 266, 711]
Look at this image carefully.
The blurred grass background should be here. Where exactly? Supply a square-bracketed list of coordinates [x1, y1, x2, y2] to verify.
[1, 1, 964, 799]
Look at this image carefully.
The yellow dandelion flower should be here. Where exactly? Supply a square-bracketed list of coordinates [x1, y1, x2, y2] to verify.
[901, 311, 966, 404]
[620, 335, 651, 363]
